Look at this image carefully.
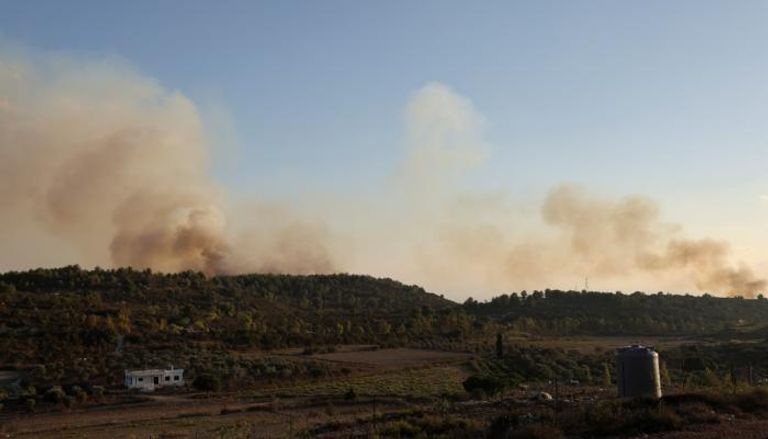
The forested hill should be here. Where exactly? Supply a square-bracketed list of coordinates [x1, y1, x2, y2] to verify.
[0, 266, 468, 388]
[4, 266, 768, 386]
[0, 265, 452, 311]
[464, 289, 768, 336]
[0, 266, 463, 358]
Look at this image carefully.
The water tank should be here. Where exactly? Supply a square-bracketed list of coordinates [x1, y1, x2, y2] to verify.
[616, 345, 662, 398]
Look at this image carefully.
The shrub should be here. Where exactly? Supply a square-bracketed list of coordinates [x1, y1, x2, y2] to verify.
[506, 425, 565, 439]
[639, 407, 683, 433]
[71, 385, 88, 403]
[91, 385, 105, 401]
[192, 374, 222, 392]
[676, 402, 719, 424]
[583, 400, 626, 435]
[24, 398, 36, 412]
[734, 387, 768, 413]
[462, 375, 506, 398]
[44, 386, 66, 404]
[487, 415, 517, 438]
[382, 420, 420, 437]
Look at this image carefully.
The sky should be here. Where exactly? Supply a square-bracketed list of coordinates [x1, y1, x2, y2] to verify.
[2, 1, 768, 298]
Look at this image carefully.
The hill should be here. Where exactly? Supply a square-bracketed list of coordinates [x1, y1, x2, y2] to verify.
[0, 266, 469, 386]
[464, 289, 768, 336]
[4, 266, 768, 389]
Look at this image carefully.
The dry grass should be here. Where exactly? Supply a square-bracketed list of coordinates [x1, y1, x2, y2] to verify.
[310, 348, 471, 367]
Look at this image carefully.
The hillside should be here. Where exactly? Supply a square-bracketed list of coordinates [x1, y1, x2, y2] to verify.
[0, 266, 469, 386]
[465, 289, 768, 336]
[4, 266, 768, 389]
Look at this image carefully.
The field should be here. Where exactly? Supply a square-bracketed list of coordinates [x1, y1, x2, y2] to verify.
[309, 347, 471, 367]
[0, 347, 473, 438]
[6, 339, 768, 438]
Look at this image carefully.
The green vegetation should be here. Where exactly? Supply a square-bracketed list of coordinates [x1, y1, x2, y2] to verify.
[255, 365, 467, 399]
[468, 346, 608, 385]
[0, 266, 471, 386]
[6, 264, 768, 428]
[466, 289, 768, 336]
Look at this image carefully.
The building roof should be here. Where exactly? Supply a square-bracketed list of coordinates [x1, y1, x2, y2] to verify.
[125, 368, 184, 376]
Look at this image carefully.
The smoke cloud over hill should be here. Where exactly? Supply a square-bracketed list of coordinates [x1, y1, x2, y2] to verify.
[542, 186, 766, 297]
[0, 47, 762, 297]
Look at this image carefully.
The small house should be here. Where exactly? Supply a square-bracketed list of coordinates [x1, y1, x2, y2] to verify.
[124, 367, 184, 391]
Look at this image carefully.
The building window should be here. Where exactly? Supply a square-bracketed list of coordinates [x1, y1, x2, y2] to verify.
[165, 376, 170, 381]
[174, 375, 180, 381]
[138, 377, 143, 382]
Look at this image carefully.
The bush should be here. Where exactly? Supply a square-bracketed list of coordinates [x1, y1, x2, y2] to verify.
[583, 400, 626, 435]
[506, 425, 565, 439]
[462, 375, 506, 398]
[91, 385, 105, 401]
[71, 385, 88, 403]
[734, 387, 768, 413]
[193, 374, 222, 392]
[24, 398, 36, 412]
[44, 386, 66, 404]
[676, 401, 720, 424]
[382, 420, 420, 437]
[639, 407, 683, 433]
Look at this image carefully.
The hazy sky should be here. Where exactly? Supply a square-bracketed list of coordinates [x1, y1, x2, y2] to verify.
[2, 1, 768, 295]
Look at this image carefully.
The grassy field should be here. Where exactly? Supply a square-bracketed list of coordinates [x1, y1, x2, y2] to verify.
[309, 348, 471, 367]
[255, 364, 469, 399]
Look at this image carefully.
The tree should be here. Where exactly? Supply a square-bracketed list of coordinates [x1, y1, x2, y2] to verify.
[602, 363, 612, 387]
[703, 368, 721, 387]
[116, 304, 132, 334]
[579, 365, 593, 384]
[496, 333, 504, 358]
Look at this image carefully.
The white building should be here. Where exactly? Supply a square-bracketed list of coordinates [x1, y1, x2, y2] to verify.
[124, 367, 184, 391]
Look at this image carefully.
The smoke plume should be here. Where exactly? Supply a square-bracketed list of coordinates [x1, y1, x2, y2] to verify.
[542, 185, 766, 297]
[0, 52, 228, 273]
[0, 48, 329, 275]
[0, 46, 763, 298]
